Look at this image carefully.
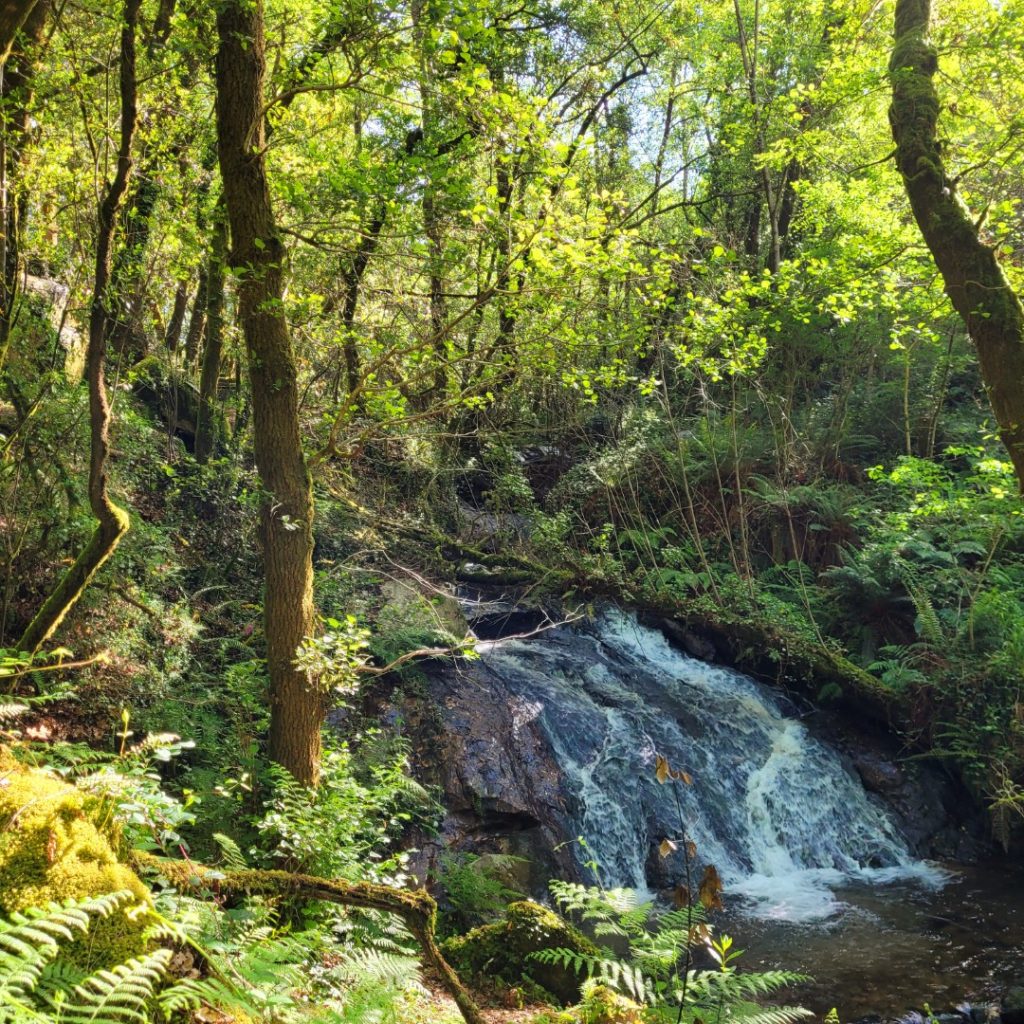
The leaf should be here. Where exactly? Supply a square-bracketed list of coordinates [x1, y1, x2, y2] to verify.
[655, 755, 669, 784]
[658, 838, 677, 859]
[698, 864, 724, 911]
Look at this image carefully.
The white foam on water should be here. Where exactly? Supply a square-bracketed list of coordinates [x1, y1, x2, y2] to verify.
[474, 607, 948, 923]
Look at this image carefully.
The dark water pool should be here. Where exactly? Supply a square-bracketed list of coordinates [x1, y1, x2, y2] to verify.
[732, 861, 1024, 1020]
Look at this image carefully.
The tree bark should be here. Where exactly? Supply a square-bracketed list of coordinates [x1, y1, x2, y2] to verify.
[890, 0, 1024, 491]
[182, 267, 207, 367]
[216, 0, 321, 785]
[194, 202, 227, 462]
[163, 280, 188, 351]
[17, 0, 139, 653]
[0, 0, 46, 366]
[338, 206, 384, 400]
[0, 0, 37, 67]
[107, 168, 159, 360]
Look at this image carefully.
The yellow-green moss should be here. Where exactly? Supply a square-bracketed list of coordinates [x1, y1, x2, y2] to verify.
[0, 751, 152, 969]
[441, 900, 600, 1005]
[533, 985, 644, 1024]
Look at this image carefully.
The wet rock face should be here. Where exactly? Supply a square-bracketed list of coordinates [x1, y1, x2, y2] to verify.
[399, 600, 989, 900]
[402, 652, 577, 893]
[809, 719, 988, 861]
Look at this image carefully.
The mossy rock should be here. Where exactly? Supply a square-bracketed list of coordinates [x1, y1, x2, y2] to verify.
[441, 900, 600, 1005]
[534, 985, 644, 1024]
[0, 750, 152, 969]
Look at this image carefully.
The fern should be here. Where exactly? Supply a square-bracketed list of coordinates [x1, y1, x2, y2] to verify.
[211, 832, 249, 872]
[0, 893, 174, 1024]
[534, 882, 810, 1021]
[49, 949, 172, 1024]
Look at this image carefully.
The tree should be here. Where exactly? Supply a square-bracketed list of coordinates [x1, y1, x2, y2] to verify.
[215, 0, 322, 785]
[17, 0, 140, 653]
[0, 0, 38, 67]
[890, 0, 1024, 492]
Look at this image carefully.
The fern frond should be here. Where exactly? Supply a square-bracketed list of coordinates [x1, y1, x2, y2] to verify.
[52, 948, 172, 1024]
[729, 1005, 815, 1024]
[211, 833, 249, 872]
[333, 948, 420, 987]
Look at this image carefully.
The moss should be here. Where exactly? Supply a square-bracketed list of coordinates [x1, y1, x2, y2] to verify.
[441, 900, 600, 1005]
[0, 750, 152, 969]
[533, 985, 644, 1024]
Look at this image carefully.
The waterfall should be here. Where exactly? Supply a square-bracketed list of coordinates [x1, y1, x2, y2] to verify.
[472, 608, 946, 922]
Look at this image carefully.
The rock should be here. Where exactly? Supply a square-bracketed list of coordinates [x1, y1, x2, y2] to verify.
[1002, 987, 1024, 1024]
[400, 647, 575, 894]
[0, 748, 152, 969]
[440, 900, 600, 1004]
[654, 616, 718, 662]
[544, 985, 645, 1023]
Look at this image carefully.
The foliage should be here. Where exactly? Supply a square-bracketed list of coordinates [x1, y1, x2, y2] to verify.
[532, 882, 810, 1024]
[253, 733, 436, 883]
[434, 852, 527, 935]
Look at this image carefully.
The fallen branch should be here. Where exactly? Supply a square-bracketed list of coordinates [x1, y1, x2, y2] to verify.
[133, 853, 485, 1024]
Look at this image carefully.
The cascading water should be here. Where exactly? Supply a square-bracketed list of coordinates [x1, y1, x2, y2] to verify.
[471, 607, 945, 922]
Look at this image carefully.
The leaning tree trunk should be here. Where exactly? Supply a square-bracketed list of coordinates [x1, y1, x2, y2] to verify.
[0, 0, 37, 66]
[17, 0, 139, 653]
[890, 0, 1024, 491]
[216, 0, 321, 785]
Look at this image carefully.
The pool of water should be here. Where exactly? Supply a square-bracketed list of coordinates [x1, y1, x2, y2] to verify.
[733, 860, 1024, 1020]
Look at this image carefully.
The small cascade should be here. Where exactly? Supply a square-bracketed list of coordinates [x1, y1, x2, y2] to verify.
[471, 608, 945, 921]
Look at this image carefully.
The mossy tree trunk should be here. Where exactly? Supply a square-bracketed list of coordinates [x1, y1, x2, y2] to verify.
[216, 0, 322, 786]
[134, 853, 484, 1024]
[17, 0, 139, 654]
[889, 0, 1024, 492]
[0, 0, 37, 66]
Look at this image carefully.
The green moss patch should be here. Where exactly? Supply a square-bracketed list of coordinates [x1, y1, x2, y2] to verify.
[0, 750, 152, 969]
[441, 900, 600, 1005]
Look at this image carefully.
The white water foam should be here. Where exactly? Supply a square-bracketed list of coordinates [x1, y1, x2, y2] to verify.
[474, 608, 948, 922]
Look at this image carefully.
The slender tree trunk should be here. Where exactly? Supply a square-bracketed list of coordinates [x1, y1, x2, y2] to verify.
[890, 0, 1024, 490]
[182, 267, 207, 367]
[216, 0, 321, 785]
[194, 202, 227, 462]
[107, 168, 159, 359]
[338, 206, 384, 400]
[17, 0, 140, 653]
[0, 0, 45, 367]
[163, 280, 188, 351]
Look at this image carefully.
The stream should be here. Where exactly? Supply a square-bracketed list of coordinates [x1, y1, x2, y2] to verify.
[420, 604, 1024, 1018]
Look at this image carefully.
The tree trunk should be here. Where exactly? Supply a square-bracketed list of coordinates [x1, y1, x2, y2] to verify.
[216, 0, 321, 785]
[17, 0, 139, 653]
[107, 169, 159, 360]
[0, 0, 37, 66]
[0, 0, 46, 367]
[194, 202, 227, 462]
[890, 0, 1024, 491]
[182, 267, 207, 367]
[338, 205, 384, 400]
[163, 280, 188, 351]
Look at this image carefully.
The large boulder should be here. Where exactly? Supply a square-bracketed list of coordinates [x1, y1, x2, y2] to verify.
[441, 900, 599, 1004]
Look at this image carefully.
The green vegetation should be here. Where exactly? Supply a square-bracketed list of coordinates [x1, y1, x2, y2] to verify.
[1, 0, 1024, 1018]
